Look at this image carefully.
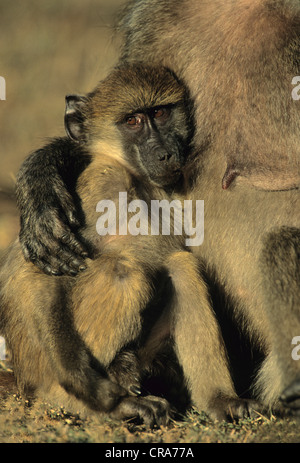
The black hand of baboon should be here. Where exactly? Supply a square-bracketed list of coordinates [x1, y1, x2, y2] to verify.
[18, 182, 88, 276]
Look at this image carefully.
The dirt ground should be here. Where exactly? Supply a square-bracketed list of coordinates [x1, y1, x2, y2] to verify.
[0, 0, 299, 444]
[0, 370, 299, 444]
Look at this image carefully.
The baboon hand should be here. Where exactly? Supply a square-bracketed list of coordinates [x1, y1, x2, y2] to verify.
[109, 395, 172, 427]
[19, 183, 88, 277]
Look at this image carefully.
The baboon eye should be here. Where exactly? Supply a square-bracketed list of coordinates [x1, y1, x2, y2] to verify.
[153, 107, 170, 121]
[126, 114, 143, 127]
[154, 108, 165, 118]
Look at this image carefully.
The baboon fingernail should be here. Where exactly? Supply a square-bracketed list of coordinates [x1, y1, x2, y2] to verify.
[69, 269, 78, 276]
[129, 385, 142, 396]
[51, 270, 62, 276]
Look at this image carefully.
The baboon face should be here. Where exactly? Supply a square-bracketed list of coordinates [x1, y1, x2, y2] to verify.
[65, 63, 194, 188]
[117, 103, 190, 187]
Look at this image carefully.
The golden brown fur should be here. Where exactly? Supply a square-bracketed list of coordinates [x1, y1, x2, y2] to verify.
[121, 0, 300, 190]
[118, 0, 300, 414]
[11, 0, 300, 420]
[1, 63, 239, 423]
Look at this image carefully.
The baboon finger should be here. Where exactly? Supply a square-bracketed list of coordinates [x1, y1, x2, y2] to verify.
[21, 246, 87, 277]
[19, 219, 88, 275]
[59, 232, 88, 259]
[58, 256, 87, 276]
[40, 242, 88, 276]
[19, 240, 57, 275]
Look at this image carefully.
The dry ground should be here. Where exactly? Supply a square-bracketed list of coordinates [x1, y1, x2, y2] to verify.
[0, 0, 299, 444]
[0, 360, 299, 444]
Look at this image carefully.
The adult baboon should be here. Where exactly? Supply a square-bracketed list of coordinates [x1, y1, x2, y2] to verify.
[14, 0, 300, 417]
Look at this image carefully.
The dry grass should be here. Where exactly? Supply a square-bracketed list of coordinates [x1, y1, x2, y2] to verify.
[0, 0, 299, 444]
[0, 374, 299, 444]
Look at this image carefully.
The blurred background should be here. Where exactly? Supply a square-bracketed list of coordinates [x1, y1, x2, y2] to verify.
[0, 0, 125, 249]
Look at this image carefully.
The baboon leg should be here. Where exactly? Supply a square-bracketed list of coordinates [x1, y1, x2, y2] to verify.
[73, 252, 155, 367]
[167, 251, 262, 421]
[72, 251, 171, 425]
[0, 244, 125, 413]
[258, 227, 300, 413]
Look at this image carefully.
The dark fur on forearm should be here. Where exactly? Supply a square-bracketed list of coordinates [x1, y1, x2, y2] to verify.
[16, 138, 91, 275]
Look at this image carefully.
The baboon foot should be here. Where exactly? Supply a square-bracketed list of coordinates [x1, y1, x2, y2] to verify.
[108, 350, 141, 397]
[280, 379, 300, 415]
[109, 395, 172, 427]
[208, 395, 264, 422]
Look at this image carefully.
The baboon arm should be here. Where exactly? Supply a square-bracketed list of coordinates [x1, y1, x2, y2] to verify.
[16, 138, 91, 276]
[222, 164, 300, 191]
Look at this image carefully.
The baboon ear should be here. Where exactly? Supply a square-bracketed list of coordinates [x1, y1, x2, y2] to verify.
[64, 94, 87, 142]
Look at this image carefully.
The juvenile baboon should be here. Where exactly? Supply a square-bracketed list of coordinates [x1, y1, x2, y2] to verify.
[0, 63, 241, 423]
[14, 0, 300, 418]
